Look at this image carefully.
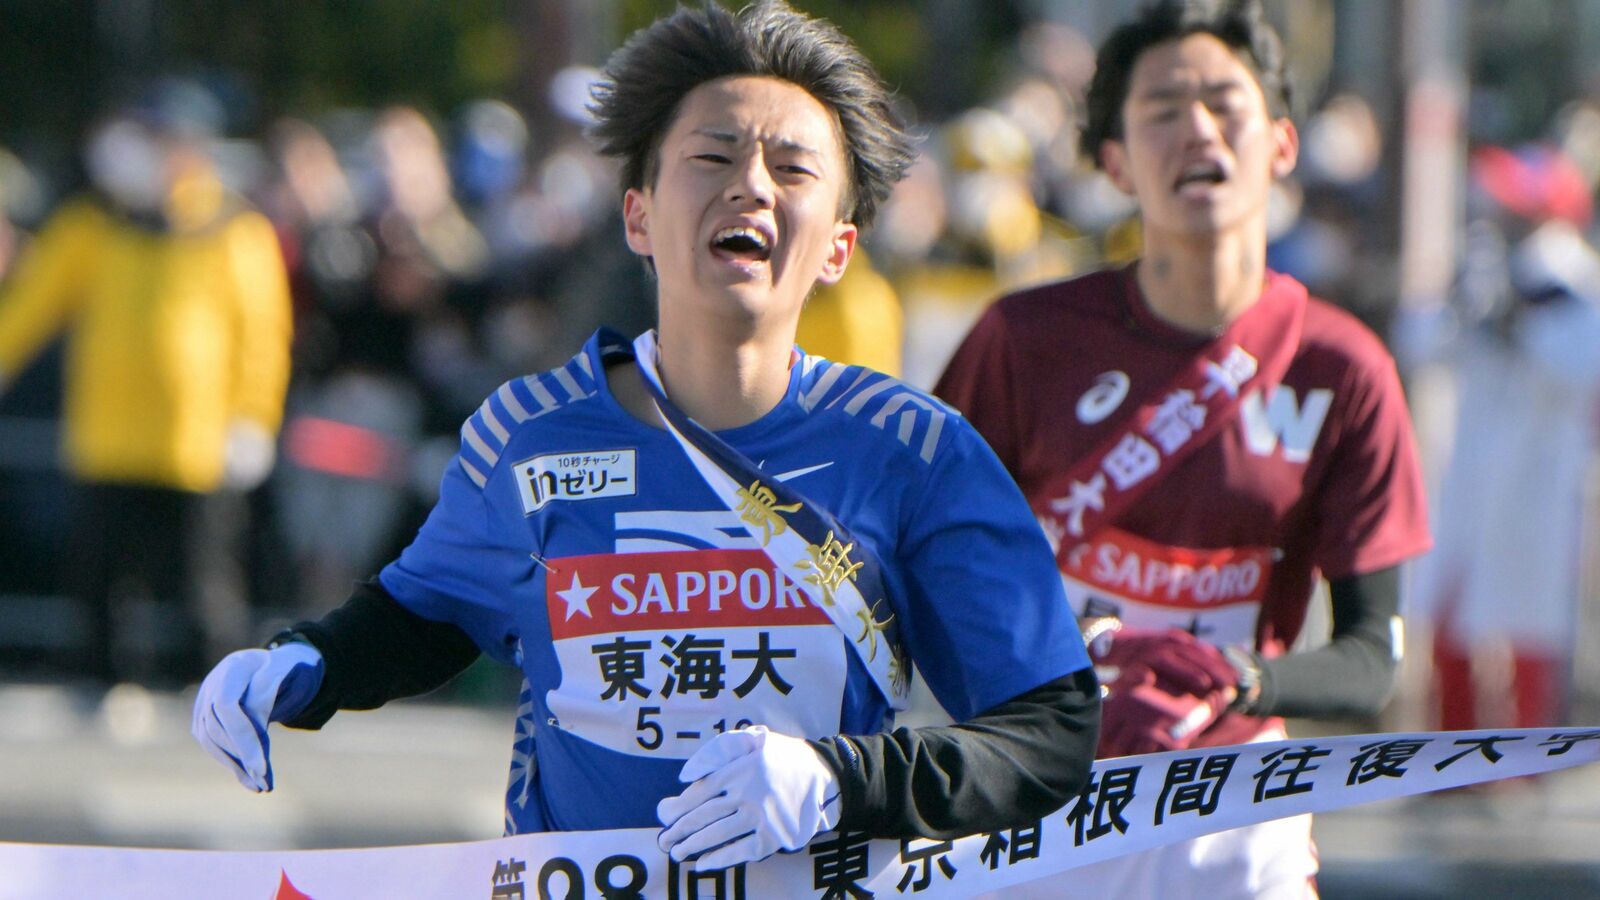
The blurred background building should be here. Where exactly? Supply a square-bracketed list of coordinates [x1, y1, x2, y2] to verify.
[2, 1, 1599, 896]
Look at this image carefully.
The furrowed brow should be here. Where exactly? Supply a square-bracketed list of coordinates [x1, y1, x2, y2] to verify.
[691, 128, 819, 157]
[774, 138, 820, 157]
[1136, 77, 1250, 104]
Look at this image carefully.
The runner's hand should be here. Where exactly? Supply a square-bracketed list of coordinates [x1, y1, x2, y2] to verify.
[1091, 626, 1238, 697]
[191, 644, 323, 792]
[1099, 661, 1235, 756]
[657, 725, 840, 869]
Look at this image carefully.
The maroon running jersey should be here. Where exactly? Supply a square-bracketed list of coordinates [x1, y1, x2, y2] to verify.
[937, 265, 1431, 744]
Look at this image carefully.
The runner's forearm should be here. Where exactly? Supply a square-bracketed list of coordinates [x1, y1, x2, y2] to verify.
[277, 579, 482, 729]
[1254, 567, 1400, 719]
[813, 667, 1100, 838]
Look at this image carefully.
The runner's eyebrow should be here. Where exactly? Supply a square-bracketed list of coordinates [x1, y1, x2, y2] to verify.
[693, 128, 740, 143]
[691, 128, 820, 156]
[1135, 79, 1250, 103]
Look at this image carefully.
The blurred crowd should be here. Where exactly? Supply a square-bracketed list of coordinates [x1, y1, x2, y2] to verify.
[0, 18, 1597, 735]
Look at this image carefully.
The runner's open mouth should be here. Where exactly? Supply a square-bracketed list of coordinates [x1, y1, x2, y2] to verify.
[711, 226, 772, 262]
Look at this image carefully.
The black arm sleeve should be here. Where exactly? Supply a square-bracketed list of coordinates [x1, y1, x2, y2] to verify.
[1253, 566, 1401, 719]
[277, 579, 482, 730]
[810, 667, 1100, 839]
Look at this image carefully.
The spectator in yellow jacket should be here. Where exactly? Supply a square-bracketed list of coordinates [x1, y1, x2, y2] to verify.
[0, 94, 292, 686]
[794, 247, 902, 376]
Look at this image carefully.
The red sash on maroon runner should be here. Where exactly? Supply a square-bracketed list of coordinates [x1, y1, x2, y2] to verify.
[1040, 272, 1307, 570]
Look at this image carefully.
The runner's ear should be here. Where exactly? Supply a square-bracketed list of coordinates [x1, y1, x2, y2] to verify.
[1270, 118, 1299, 180]
[623, 188, 653, 257]
[815, 221, 858, 286]
[1099, 139, 1136, 195]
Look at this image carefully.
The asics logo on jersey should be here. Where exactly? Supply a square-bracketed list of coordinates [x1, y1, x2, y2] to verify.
[1240, 386, 1333, 462]
[1077, 370, 1131, 424]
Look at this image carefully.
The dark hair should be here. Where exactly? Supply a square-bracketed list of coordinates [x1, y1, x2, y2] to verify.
[588, 0, 913, 229]
[1080, 0, 1292, 167]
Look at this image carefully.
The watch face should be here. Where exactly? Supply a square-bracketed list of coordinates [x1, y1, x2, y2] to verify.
[1221, 645, 1261, 713]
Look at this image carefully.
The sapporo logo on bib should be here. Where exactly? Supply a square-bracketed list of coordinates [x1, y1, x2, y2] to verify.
[543, 548, 847, 757]
[1060, 526, 1274, 644]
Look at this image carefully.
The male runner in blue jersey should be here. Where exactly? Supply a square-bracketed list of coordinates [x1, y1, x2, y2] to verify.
[193, 0, 1098, 871]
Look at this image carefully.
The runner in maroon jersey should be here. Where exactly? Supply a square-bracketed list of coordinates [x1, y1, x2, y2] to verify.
[938, 1, 1429, 896]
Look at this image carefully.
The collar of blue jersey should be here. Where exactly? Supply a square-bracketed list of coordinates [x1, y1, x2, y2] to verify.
[627, 329, 910, 710]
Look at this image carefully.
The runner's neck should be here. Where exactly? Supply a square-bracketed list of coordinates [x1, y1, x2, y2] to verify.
[1136, 225, 1268, 334]
[629, 320, 794, 432]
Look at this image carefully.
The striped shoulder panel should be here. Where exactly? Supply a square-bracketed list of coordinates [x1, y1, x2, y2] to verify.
[798, 355, 953, 464]
[457, 350, 600, 489]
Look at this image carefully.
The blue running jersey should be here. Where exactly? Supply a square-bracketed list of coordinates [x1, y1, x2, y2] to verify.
[379, 330, 1090, 833]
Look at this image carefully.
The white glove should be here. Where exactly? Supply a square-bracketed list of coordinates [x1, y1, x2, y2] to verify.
[222, 419, 277, 491]
[656, 725, 841, 870]
[191, 643, 323, 792]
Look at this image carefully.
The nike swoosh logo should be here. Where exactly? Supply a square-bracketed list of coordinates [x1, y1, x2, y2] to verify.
[773, 461, 834, 481]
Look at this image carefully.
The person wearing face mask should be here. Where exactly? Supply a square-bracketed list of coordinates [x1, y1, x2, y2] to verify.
[0, 83, 293, 687]
[937, 1, 1430, 896]
[191, 0, 1099, 874]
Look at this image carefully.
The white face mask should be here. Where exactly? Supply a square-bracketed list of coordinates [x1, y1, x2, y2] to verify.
[86, 121, 167, 212]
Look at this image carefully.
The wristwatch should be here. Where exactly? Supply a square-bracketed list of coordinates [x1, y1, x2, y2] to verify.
[1222, 645, 1263, 715]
